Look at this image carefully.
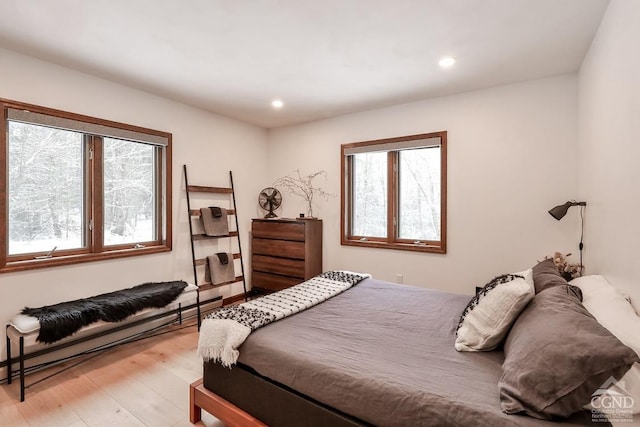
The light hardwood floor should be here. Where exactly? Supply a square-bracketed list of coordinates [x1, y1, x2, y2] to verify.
[0, 322, 225, 427]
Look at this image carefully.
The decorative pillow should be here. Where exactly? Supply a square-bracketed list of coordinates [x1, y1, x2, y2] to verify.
[455, 269, 534, 352]
[499, 285, 639, 419]
[572, 275, 640, 414]
[532, 258, 573, 294]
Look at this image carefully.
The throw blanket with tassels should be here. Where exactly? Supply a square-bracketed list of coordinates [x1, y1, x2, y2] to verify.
[198, 271, 371, 367]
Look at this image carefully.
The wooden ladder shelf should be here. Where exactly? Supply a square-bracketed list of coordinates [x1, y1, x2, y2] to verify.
[183, 165, 248, 327]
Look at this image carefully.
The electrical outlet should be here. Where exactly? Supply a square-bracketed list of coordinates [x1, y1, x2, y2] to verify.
[396, 273, 403, 284]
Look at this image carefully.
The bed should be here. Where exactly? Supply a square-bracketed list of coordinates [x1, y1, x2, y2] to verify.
[190, 276, 621, 426]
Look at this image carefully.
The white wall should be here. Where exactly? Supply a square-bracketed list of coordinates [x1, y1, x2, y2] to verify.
[267, 75, 581, 294]
[0, 48, 268, 360]
[578, 0, 640, 310]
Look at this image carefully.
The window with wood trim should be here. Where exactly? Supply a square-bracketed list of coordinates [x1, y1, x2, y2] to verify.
[0, 99, 172, 273]
[341, 131, 447, 253]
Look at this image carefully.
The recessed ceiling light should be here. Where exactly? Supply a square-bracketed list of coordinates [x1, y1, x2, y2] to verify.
[438, 57, 456, 68]
[271, 99, 284, 109]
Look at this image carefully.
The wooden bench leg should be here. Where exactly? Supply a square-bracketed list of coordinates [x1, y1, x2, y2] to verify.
[190, 379, 202, 423]
[19, 336, 25, 402]
[6, 326, 12, 384]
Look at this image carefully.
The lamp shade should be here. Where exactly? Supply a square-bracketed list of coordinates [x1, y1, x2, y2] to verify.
[549, 202, 573, 220]
[548, 201, 587, 220]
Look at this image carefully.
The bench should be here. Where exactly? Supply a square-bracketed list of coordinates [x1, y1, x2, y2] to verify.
[4, 283, 220, 401]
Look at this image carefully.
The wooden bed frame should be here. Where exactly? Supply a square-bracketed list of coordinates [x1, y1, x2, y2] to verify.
[190, 361, 368, 427]
[190, 378, 266, 426]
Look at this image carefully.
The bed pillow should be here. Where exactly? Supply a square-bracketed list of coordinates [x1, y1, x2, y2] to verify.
[532, 258, 575, 295]
[572, 275, 640, 414]
[499, 285, 639, 419]
[455, 269, 533, 352]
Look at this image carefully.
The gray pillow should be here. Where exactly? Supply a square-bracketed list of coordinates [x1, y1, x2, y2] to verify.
[532, 258, 581, 298]
[499, 285, 639, 419]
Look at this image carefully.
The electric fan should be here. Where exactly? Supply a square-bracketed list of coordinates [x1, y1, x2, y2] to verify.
[258, 187, 282, 218]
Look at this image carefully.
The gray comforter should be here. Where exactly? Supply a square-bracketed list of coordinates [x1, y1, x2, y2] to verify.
[237, 278, 597, 426]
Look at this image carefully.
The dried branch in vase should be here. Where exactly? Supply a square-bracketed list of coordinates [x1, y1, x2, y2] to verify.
[273, 170, 335, 218]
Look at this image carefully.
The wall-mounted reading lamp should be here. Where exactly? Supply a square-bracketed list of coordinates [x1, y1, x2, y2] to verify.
[548, 201, 587, 273]
[548, 201, 587, 220]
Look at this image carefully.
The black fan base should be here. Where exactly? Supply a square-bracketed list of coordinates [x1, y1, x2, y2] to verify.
[264, 212, 277, 219]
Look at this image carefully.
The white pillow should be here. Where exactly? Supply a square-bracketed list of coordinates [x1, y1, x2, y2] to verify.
[572, 275, 640, 414]
[455, 269, 534, 352]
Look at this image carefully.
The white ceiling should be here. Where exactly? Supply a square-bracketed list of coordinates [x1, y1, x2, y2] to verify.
[0, 0, 609, 128]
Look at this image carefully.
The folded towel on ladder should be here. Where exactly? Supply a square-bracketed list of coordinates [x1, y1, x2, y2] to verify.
[200, 207, 228, 236]
[206, 252, 235, 285]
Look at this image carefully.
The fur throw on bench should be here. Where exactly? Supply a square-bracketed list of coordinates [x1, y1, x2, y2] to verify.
[22, 281, 188, 344]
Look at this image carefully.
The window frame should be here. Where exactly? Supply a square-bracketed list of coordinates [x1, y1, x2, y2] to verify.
[0, 98, 172, 273]
[341, 131, 447, 254]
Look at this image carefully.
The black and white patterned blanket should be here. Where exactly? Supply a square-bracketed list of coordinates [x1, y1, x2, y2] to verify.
[197, 271, 370, 366]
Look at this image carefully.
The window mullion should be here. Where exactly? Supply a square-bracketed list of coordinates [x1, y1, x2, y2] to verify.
[84, 135, 93, 253]
[91, 136, 104, 253]
[387, 151, 396, 243]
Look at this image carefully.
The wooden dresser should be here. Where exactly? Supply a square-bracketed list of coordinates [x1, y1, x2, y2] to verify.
[251, 218, 322, 292]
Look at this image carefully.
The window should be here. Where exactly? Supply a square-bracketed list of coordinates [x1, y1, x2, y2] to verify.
[1, 99, 172, 272]
[341, 131, 447, 253]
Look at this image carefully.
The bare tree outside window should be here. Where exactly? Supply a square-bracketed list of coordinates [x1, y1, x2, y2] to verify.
[398, 147, 441, 241]
[103, 138, 156, 245]
[8, 122, 84, 255]
[352, 152, 387, 237]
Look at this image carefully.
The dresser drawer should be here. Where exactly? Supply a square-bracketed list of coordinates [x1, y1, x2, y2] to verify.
[252, 238, 305, 259]
[252, 221, 305, 241]
[252, 271, 303, 291]
[252, 255, 305, 278]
